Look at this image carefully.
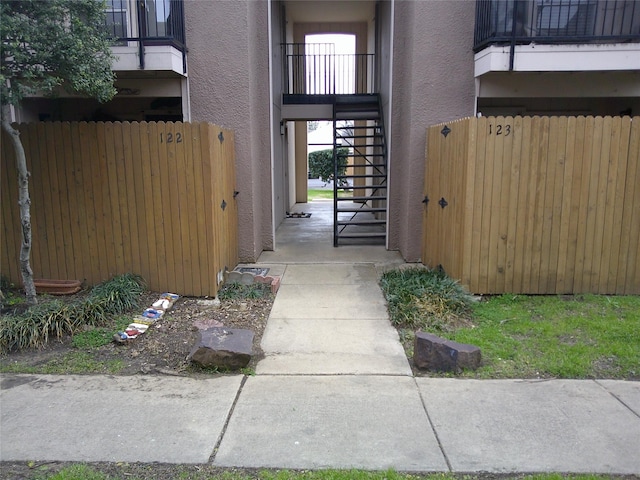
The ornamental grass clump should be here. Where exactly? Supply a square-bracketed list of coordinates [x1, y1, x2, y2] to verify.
[86, 273, 146, 315]
[380, 267, 475, 333]
[0, 273, 146, 353]
[218, 282, 272, 300]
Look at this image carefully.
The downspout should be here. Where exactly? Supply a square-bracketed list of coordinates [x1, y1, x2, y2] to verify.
[509, 0, 518, 71]
[385, 0, 395, 250]
[138, 1, 145, 70]
[267, 0, 277, 249]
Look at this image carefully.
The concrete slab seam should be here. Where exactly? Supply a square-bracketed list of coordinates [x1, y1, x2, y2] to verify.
[595, 380, 640, 420]
[209, 375, 248, 464]
[412, 377, 452, 472]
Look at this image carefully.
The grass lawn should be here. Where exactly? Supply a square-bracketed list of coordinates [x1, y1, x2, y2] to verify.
[307, 188, 333, 201]
[307, 189, 353, 201]
[453, 294, 640, 379]
[381, 268, 640, 379]
[22, 463, 625, 480]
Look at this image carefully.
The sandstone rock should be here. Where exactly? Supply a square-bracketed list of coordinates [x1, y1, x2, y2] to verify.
[188, 327, 254, 369]
[414, 332, 481, 372]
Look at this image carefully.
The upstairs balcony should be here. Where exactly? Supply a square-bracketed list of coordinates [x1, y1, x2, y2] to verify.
[105, 0, 186, 75]
[473, 0, 640, 75]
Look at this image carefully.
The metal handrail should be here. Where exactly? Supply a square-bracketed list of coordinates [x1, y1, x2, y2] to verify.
[282, 43, 375, 95]
[474, 0, 640, 53]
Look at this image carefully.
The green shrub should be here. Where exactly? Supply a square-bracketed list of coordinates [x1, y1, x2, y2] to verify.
[308, 147, 349, 184]
[380, 267, 475, 332]
[0, 273, 146, 353]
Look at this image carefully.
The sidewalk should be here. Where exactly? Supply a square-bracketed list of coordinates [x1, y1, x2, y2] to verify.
[1, 203, 640, 474]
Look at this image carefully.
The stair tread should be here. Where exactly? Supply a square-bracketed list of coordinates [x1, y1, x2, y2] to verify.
[336, 196, 387, 201]
[337, 207, 387, 212]
[338, 174, 387, 178]
[336, 135, 384, 139]
[337, 220, 386, 225]
[336, 232, 387, 238]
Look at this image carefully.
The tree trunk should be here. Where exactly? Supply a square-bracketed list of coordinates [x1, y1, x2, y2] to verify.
[1, 109, 37, 305]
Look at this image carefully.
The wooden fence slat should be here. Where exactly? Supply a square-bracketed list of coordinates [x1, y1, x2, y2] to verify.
[548, 117, 567, 293]
[79, 122, 100, 283]
[103, 122, 124, 276]
[598, 117, 617, 292]
[462, 118, 478, 289]
[66, 122, 87, 281]
[200, 123, 217, 292]
[592, 117, 613, 291]
[129, 122, 151, 286]
[479, 117, 496, 292]
[470, 117, 487, 291]
[562, 116, 586, 293]
[112, 122, 132, 279]
[175, 122, 193, 295]
[497, 116, 514, 292]
[604, 117, 629, 293]
[513, 116, 531, 293]
[148, 122, 168, 290]
[120, 122, 141, 281]
[55, 122, 76, 279]
[504, 116, 521, 291]
[623, 117, 640, 294]
[223, 128, 238, 270]
[189, 123, 208, 296]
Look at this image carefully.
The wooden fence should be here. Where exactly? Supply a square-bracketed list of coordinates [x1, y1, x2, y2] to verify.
[1, 122, 238, 297]
[423, 116, 640, 295]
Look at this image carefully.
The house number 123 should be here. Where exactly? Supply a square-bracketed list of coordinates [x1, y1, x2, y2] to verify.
[488, 124, 511, 136]
[159, 132, 183, 144]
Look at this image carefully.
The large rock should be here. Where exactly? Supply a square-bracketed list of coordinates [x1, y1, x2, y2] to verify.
[188, 327, 254, 369]
[414, 332, 481, 372]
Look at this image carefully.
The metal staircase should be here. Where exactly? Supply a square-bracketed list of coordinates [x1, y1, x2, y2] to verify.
[333, 94, 387, 246]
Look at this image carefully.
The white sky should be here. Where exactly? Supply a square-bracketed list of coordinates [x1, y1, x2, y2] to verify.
[305, 34, 355, 55]
[305, 33, 356, 136]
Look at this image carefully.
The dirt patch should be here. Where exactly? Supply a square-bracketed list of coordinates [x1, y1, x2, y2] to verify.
[0, 290, 274, 376]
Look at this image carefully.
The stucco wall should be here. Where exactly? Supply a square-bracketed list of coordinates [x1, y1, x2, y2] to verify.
[389, 0, 476, 262]
[185, 0, 272, 262]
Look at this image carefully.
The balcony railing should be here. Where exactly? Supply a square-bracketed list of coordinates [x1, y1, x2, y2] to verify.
[283, 43, 375, 96]
[105, 0, 186, 72]
[474, 0, 640, 52]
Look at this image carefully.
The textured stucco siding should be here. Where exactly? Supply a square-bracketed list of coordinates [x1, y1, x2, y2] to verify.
[389, 0, 476, 262]
[185, 0, 272, 262]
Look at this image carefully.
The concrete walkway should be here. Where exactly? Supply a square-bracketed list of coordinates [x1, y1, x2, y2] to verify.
[2, 202, 640, 474]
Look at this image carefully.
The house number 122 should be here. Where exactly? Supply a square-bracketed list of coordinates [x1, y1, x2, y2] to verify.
[159, 132, 183, 144]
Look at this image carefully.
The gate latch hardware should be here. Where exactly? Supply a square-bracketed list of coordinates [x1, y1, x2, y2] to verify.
[438, 197, 448, 209]
[422, 195, 429, 206]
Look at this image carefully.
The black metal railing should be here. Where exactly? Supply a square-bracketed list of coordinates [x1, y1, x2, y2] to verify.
[105, 0, 186, 73]
[474, 0, 640, 51]
[283, 43, 375, 95]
